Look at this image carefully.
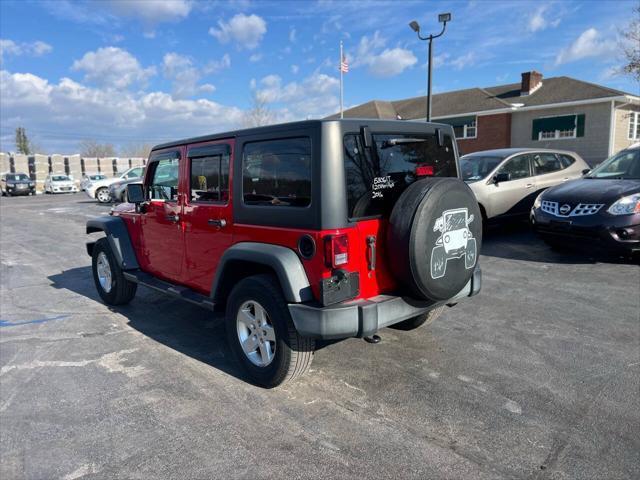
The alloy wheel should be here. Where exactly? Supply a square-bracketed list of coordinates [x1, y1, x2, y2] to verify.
[236, 300, 277, 367]
[96, 252, 113, 293]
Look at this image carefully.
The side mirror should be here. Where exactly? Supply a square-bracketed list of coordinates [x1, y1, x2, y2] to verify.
[493, 172, 510, 184]
[581, 168, 591, 175]
[126, 183, 145, 203]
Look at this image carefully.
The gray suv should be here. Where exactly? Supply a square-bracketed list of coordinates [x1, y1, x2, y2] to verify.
[460, 148, 589, 221]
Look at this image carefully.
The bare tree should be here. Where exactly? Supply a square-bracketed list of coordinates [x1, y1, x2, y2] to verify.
[120, 143, 153, 159]
[242, 92, 275, 128]
[79, 139, 116, 158]
[621, 5, 640, 81]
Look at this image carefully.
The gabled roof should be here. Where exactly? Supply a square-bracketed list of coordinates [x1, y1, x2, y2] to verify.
[329, 76, 636, 121]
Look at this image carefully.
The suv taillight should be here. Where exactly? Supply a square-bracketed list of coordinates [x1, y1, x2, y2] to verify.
[324, 234, 349, 268]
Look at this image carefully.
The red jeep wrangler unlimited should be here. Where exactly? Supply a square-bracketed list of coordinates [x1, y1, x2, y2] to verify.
[86, 119, 482, 387]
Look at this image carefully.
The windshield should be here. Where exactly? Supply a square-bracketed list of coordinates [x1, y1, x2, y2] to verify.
[344, 132, 457, 218]
[460, 155, 504, 182]
[587, 149, 640, 179]
[90, 175, 106, 180]
[6, 174, 30, 181]
[52, 175, 70, 181]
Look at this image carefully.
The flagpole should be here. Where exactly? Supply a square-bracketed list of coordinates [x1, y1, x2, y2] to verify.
[340, 40, 344, 119]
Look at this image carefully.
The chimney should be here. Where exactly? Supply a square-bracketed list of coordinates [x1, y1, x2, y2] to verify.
[521, 71, 543, 96]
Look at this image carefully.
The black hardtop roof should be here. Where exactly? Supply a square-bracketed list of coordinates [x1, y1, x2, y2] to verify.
[151, 118, 453, 152]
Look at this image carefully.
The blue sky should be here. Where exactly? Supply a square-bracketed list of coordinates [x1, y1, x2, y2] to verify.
[0, 0, 637, 153]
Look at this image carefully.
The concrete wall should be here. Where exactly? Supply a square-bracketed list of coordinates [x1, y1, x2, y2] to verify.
[613, 103, 640, 155]
[456, 113, 512, 155]
[511, 102, 612, 167]
[0, 153, 146, 192]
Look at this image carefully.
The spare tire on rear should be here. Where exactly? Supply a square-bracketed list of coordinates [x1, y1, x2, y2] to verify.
[387, 177, 481, 302]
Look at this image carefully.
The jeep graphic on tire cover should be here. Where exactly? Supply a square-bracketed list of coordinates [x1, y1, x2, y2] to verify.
[387, 177, 482, 302]
[430, 208, 477, 279]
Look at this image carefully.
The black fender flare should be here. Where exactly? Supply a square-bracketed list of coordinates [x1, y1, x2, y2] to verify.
[86, 217, 139, 270]
[211, 242, 313, 304]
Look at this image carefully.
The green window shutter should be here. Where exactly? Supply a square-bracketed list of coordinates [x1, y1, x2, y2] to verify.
[532, 115, 580, 140]
[576, 114, 585, 137]
[532, 119, 541, 140]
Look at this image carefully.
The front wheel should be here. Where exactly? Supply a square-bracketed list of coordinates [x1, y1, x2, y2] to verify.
[389, 306, 445, 331]
[95, 187, 111, 203]
[225, 274, 314, 388]
[91, 238, 137, 305]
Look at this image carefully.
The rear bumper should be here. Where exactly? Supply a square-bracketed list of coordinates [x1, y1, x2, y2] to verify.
[289, 266, 481, 340]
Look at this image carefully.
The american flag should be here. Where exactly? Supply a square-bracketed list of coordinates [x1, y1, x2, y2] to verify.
[340, 54, 349, 73]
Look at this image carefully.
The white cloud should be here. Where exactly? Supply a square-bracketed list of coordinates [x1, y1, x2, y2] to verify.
[209, 13, 267, 50]
[205, 53, 231, 73]
[528, 5, 561, 33]
[72, 47, 155, 89]
[368, 48, 417, 77]
[289, 28, 297, 43]
[0, 69, 243, 152]
[249, 53, 262, 63]
[555, 28, 617, 65]
[0, 39, 53, 59]
[291, 64, 299, 74]
[163, 52, 216, 98]
[253, 72, 340, 120]
[107, 0, 192, 24]
[351, 31, 416, 77]
[450, 52, 478, 71]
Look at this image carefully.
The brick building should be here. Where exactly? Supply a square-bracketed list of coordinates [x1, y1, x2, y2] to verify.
[330, 71, 640, 166]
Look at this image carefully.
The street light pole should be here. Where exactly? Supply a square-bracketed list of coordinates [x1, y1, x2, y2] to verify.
[409, 13, 451, 122]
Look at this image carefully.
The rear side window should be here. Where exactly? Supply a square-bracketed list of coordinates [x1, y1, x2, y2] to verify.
[242, 137, 311, 207]
[533, 153, 563, 175]
[343, 132, 457, 219]
[191, 153, 230, 203]
[559, 154, 575, 168]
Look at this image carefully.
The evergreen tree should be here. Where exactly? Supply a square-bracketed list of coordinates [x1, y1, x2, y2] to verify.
[15, 127, 32, 155]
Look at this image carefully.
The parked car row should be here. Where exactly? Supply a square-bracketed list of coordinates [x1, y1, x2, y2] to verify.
[85, 167, 144, 203]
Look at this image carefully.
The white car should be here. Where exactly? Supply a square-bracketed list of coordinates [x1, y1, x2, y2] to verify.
[86, 167, 144, 203]
[80, 173, 107, 191]
[44, 174, 78, 194]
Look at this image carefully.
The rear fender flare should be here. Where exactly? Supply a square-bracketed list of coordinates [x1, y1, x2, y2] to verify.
[86, 217, 139, 270]
[211, 242, 313, 304]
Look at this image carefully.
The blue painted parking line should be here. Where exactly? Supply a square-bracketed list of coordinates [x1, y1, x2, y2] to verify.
[0, 315, 70, 327]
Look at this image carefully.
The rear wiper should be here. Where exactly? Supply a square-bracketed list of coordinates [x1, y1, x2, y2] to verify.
[381, 138, 427, 149]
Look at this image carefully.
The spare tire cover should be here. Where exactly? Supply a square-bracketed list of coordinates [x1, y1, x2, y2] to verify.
[387, 177, 482, 301]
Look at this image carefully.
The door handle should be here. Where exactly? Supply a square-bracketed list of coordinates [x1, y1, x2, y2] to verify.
[165, 214, 180, 223]
[525, 183, 534, 188]
[208, 219, 227, 228]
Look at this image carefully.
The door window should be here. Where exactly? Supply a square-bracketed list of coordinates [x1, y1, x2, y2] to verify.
[497, 155, 531, 181]
[558, 154, 575, 169]
[532, 153, 563, 175]
[190, 152, 230, 203]
[149, 158, 179, 201]
[126, 167, 143, 179]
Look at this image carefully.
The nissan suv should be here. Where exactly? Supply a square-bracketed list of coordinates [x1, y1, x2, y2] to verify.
[86, 120, 482, 387]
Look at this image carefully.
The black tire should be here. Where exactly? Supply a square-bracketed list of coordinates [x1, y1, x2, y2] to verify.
[91, 237, 137, 305]
[225, 274, 314, 388]
[387, 177, 482, 301]
[95, 187, 111, 203]
[389, 306, 445, 331]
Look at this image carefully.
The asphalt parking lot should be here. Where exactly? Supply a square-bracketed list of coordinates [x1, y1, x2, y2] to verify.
[1, 193, 638, 480]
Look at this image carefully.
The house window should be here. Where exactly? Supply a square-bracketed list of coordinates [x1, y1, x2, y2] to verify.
[629, 112, 640, 141]
[440, 116, 477, 139]
[532, 114, 585, 141]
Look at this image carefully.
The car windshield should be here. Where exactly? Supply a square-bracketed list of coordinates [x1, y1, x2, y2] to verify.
[6, 174, 30, 181]
[90, 175, 106, 180]
[52, 175, 70, 181]
[460, 155, 504, 182]
[586, 149, 640, 179]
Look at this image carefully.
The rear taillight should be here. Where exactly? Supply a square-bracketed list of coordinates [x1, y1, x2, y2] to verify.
[416, 164, 434, 176]
[324, 234, 349, 268]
